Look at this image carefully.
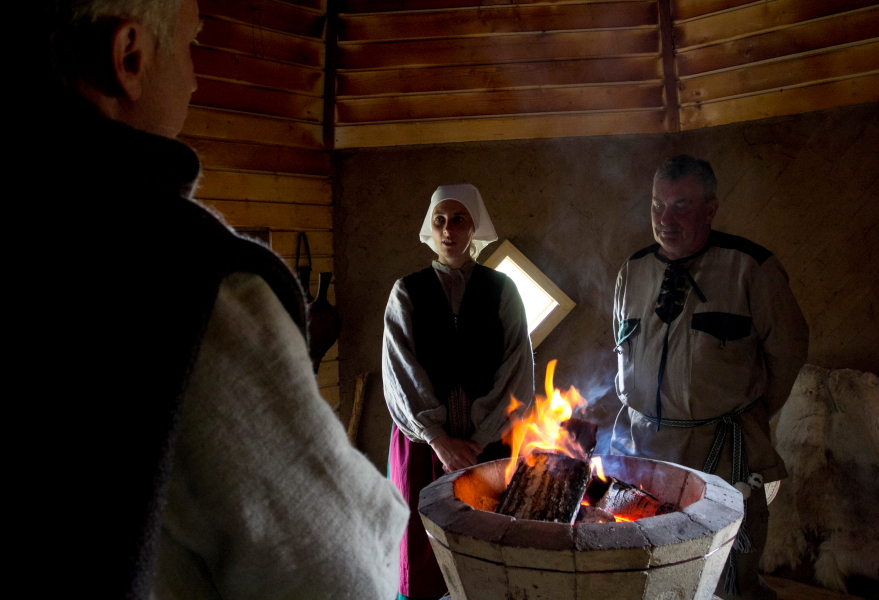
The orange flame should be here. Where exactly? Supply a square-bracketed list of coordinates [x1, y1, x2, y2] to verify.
[503, 360, 589, 484]
[591, 456, 607, 482]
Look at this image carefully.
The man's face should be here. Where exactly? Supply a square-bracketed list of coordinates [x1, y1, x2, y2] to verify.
[651, 174, 717, 260]
[135, 0, 200, 138]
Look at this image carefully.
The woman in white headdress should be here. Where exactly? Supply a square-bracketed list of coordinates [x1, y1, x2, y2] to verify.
[382, 183, 534, 600]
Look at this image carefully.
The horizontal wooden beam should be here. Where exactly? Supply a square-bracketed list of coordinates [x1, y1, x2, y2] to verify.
[200, 0, 326, 39]
[182, 107, 324, 149]
[278, 0, 325, 12]
[335, 108, 666, 147]
[340, 0, 648, 13]
[679, 41, 879, 104]
[197, 198, 333, 230]
[181, 138, 331, 176]
[193, 46, 324, 95]
[676, 8, 879, 76]
[198, 15, 325, 68]
[340, 2, 657, 42]
[337, 56, 661, 96]
[337, 29, 659, 69]
[272, 230, 334, 256]
[283, 257, 335, 278]
[679, 72, 879, 130]
[336, 83, 663, 122]
[675, 0, 876, 49]
[192, 78, 323, 122]
[673, 0, 756, 22]
[198, 170, 332, 204]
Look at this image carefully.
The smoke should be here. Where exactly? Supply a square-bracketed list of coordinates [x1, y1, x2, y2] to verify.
[569, 366, 617, 456]
[570, 367, 615, 417]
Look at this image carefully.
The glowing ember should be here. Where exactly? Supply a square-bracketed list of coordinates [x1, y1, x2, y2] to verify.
[503, 359, 589, 484]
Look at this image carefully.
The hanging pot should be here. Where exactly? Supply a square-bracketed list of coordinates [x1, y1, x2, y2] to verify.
[308, 272, 342, 374]
[294, 233, 341, 374]
[295, 232, 314, 303]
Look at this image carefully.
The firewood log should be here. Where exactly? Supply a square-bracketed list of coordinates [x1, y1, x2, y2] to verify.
[561, 417, 598, 461]
[595, 479, 675, 520]
[583, 473, 612, 506]
[576, 505, 615, 523]
[496, 451, 591, 524]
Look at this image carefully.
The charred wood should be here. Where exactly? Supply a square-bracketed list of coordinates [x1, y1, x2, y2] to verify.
[595, 478, 675, 520]
[496, 451, 591, 524]
[583, 472, 612, 506]
[575, 505, 615, 524]
[561, 417, 598, 461]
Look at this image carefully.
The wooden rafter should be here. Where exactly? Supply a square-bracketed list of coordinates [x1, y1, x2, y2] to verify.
[658, 0, 681, 132]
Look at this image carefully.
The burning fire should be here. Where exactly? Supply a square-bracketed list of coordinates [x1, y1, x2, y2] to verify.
[503, 361, 634, 523]
[579, 459, 635, 524]
[503, 359, 589, 483]
[592, 455, 606, 481]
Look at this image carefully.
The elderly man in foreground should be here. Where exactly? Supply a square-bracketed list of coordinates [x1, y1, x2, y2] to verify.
[610, 155, 809, 599]
[29, 1, 407, 598]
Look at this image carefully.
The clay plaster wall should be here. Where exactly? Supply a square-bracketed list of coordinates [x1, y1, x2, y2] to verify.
[333, 103, 879, 470]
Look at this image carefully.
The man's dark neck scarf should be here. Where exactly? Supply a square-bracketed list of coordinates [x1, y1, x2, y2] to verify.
[651, 244, 708, 426]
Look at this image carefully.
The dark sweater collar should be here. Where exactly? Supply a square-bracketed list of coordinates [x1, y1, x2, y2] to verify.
[45, 88, 201, 201]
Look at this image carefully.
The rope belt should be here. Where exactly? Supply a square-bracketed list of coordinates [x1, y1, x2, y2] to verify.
[636, 397, 758, 485]
[633, 397, 760, 595]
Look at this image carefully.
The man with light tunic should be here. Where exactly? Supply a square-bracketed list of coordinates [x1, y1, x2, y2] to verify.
[29, 1, 407, 598]
[610, 155, 808, 599]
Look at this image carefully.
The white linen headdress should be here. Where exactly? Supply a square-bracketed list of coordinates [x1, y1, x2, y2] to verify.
[419, 183, 498, 256]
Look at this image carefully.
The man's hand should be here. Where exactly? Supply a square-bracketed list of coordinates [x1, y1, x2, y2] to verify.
[429, 435, 483, 473]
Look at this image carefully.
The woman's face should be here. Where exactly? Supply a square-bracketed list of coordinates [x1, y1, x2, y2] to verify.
[431, 200, 475, 268]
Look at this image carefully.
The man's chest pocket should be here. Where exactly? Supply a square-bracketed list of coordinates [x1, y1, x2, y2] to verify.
[615, 318, 640, 397]
[691, 312, 752, 347]
[615, 318, 641, 357]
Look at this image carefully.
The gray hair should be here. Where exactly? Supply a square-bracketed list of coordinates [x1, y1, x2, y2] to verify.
[48, 0, 183, 86]
[654, 155, 717, 200]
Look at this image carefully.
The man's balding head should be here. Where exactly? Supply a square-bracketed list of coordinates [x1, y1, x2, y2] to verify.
[653, 155, 717, 201]
[48, 0, 200, 138]
[651, 155, 718, 260]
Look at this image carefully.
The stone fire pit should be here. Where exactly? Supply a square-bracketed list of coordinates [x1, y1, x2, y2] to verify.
[418, 455, 743, 600]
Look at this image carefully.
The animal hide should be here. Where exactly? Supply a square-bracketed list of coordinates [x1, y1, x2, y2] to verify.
[760, 365, 879, 594]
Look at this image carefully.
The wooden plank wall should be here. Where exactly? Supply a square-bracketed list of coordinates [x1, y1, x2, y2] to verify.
[333, 0, 668, 147]
[179, 0, 341, 414]
[332, 0, 879, 148]
[673, 0, 879, 130]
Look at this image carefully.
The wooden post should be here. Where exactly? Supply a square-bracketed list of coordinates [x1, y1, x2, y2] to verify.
[347, 373, 368, 446]
[658, 0, 681, 133]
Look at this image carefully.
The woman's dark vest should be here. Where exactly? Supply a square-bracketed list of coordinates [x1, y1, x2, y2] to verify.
[402, 264, 507, 433]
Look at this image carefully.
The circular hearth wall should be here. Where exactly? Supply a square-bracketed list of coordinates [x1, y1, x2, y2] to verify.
[418, 455, 743, 600]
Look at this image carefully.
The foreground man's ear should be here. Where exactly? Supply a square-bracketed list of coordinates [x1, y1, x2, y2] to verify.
[706, 197, 719, 223]
[111, 21, 153, 102]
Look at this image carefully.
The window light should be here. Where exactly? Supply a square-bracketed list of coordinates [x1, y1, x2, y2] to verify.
[483, 240, 576, 348]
